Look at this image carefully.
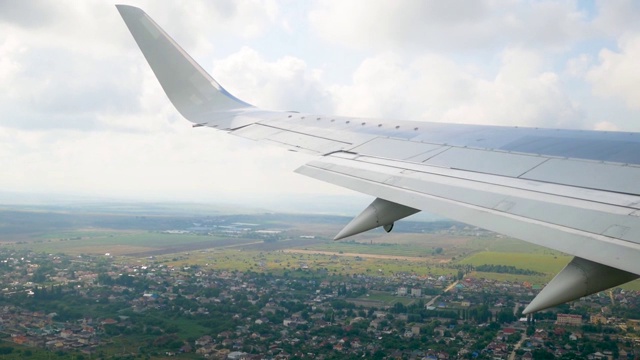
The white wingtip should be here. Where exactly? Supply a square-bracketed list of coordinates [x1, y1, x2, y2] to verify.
[117, 5, 252, 125]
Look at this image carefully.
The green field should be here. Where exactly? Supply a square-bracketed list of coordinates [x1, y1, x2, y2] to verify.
[361, 291, 416, 305]
[462, 236, 568, 254]
[35, 230, 226, 247]
[7, 230, 254, 255]
[471, 271, 550, 284]
[457, 250, 570, 283]
[159, 249, 457, 278]
[303, 241, 436, 257]
[458, 251, 571, 275]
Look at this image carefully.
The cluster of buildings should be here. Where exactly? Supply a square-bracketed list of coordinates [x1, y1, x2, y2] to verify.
[0, 307, 102, 352]
[0, 248, 639, 359]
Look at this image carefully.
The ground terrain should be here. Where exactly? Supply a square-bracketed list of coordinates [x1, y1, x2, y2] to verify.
[1, 205, 638, 290]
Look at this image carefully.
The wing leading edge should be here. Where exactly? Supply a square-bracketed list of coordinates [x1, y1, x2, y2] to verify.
[117, 5, 640, 313]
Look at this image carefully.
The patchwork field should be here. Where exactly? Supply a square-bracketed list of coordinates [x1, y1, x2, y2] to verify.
[346, 291, 418, 307]
[458, 251, 572, 275]
[158, 248, 458, 278]
[3, 205, 639, 290]
[9, 230, 260, 256]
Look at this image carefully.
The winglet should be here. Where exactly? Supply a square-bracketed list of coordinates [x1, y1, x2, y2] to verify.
[116, 5, 252, 123]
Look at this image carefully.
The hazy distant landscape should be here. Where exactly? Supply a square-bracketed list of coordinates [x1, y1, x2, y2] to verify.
[0, 201, 582, 285]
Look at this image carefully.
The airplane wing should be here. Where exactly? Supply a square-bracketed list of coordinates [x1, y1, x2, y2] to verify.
[117, 5, 640, 314]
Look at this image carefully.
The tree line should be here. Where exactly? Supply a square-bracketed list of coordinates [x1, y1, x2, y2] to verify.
[474, 264, 543, 276]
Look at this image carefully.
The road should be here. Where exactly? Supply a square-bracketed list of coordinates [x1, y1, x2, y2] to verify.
[426, 280, 459, 307]
[508, 332, 527, 360]
[282, 249, 428, 262]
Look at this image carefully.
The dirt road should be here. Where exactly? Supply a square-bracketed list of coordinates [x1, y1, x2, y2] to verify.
[282, 249, 429, 262]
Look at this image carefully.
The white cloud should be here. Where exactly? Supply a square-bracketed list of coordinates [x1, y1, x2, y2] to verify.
[212, 47, 331, 113]
[587, 34, 640, 110]
[128, 0, 282, 55]
[0, 1, 60, 29]
[0, 124, 347, 202]
[0, 32, 25, 90]
[0, 2, 144, 131]
[328, 53, 418, 119]
[454, 48, 583, 128]
[328, 48, 582, 128]
[594, 121, 619, 131]
[565, 54, 592, 77]
[309, 0, 588, 52]
[594, 0, 640, 37]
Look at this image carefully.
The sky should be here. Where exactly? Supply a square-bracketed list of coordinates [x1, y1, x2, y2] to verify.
[1, 0, 640, 212]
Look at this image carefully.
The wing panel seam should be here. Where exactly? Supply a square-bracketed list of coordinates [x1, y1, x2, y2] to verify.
[301, 162, 640, 250]
[254, 123, 353, 145]
[340, 155, 640, 211]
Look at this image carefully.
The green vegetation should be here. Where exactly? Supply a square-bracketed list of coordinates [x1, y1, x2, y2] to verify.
[361, 291, 416, 305]
[159, 248, 458, 278]
[14, 231, 252, 255]
[471, 271, 549, 284]
[305, 240, 436, 257]
[474, 264, 543, 276]
[458, 251, 571, 276]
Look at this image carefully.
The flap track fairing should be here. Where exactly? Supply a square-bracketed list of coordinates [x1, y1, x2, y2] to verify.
[523, 256, 639, 314]
[334, 198, 419, 240]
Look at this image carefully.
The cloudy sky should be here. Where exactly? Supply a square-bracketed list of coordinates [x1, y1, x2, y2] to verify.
[1, 0, 640, 211]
